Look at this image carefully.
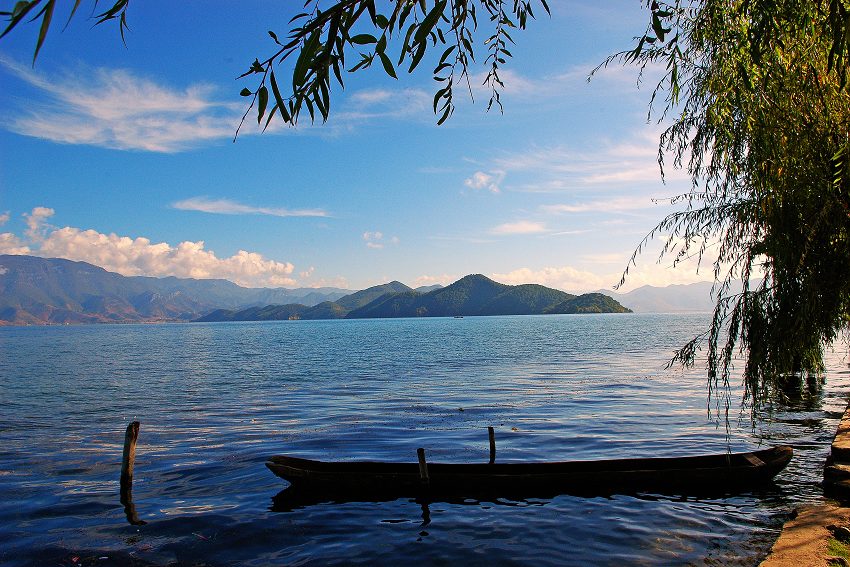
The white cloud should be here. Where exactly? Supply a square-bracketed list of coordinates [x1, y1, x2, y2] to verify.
[299, 266, 315, 279]
[492, 259, 718, 294]
[541, 195, 667, 215]
[477, 129, 690, 195]
[1, 56, 242, 152]
[492, 266, 608, 293]
[362, 230, 399, 249]
[464, 170, 504, 193]
[412, 273, 456, 287]
[0, 233, 31, 255]
[338, 88, 431, 122]
[5, 207, 298, 287]
[490, 220, 547, 235]
[24, 206, 55, 241]
[0, 212, 9, 226]
[172, 197, 329, 218]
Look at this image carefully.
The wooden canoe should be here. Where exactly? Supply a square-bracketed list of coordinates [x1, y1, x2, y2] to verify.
[266, 445, 792, 497]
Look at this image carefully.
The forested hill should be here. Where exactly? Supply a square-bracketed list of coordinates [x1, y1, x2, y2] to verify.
[198, 274, 632, 322]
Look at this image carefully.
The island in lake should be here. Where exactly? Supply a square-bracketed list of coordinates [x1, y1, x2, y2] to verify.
[196, 274, 632, 322]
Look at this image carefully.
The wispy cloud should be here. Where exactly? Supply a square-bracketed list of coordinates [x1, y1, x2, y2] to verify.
[468, 62, 659, 102]
[1, 56, 242, 152]
[362, 230, 399, 249]
[172, 197, 329, 218]
[490, 220, 547, 235]
[541, 195, 667, 215]
[3, 207, 299, 287]
[337, 88, 431, 122]
[472, 129, 689, 195]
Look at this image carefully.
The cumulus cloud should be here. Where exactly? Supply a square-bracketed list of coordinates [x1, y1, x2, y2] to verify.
[24, 206, 56, 241]
[0, 212, 9, 226]
[491, 266, 606, 293]
[412, 273, 456, 287]
[1, 56, 242, 152]
[464, 170, 505, 193]
[172, 197, 329, 218]
[0, 232, 30, 255]
[3, 207, 298, 287]
[490, 220, 547, 235]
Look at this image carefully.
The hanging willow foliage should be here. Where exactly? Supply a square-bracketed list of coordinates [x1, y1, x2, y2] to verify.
[609, 0, 850, 412]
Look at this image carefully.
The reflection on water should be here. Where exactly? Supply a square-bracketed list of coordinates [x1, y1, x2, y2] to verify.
[0, 314, 848, 565]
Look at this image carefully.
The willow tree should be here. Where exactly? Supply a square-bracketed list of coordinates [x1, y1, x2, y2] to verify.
[613, 1, 850, 412]
[4, 0, 850, 410]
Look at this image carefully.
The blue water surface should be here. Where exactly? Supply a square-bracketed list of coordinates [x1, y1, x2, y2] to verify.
[0, 313, 848, 565]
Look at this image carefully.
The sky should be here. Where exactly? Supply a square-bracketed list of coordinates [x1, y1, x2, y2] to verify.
[0, 1, 714, 293]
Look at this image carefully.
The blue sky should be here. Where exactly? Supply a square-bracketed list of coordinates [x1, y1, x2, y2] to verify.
[0, 1, 709, 292]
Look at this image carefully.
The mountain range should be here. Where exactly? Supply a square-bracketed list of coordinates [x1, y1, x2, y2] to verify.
[0, 255, 634, 325]
[0, 255, 350, 325]
[197, 275, 632, 322]
[0, 254, 726, 326]
[598, 282, 718, 313]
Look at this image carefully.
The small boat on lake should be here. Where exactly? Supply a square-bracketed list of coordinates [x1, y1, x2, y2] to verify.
[266, 443, 792, 498]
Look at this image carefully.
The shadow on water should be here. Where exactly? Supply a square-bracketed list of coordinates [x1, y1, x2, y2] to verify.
[269, 480, 787, 514]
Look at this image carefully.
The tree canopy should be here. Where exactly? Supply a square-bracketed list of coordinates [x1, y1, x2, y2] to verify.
[3, 0, 850, 413]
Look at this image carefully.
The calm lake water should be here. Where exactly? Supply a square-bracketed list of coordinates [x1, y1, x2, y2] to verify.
[1, 313, 848, 565]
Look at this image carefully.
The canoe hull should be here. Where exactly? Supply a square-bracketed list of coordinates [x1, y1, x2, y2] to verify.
[266, 445, 792, 497]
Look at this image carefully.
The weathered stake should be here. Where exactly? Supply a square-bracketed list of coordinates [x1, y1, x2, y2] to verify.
[121, 421, 140, 488]
[488, 426, 496, 465]
[120, 421, 146, 525]
[417, 447, 430, 486]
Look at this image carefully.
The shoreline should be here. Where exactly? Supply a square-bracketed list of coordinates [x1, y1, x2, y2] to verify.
[760, 405, 850, 566]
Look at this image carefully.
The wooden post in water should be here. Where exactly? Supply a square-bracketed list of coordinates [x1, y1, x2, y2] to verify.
[120, 421, 146, 525]
[121, 421, 140, 488]
[488, 426, 496, 465]
[417, 448, 430, 487]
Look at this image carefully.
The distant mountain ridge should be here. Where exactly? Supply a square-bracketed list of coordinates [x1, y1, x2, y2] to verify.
[0, 255, 351, 325]
[597, 282, 718, 313]
[0, 255, 632, 325]
[198, 274, 632, 322]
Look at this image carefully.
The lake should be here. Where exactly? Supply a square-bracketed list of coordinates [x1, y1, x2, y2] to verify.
[1, 313, 848, 565]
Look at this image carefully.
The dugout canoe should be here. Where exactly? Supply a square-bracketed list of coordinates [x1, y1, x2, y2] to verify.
[266, 445, 792, 496]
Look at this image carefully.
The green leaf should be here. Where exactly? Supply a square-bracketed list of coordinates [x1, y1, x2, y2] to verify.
[378, 51, 397, 79]
[437, 104, 452, 125]
[375, 14, 389, 29]
[263, 104, 278, 131]
[240, 87, 252, 96]
[415, 0, 446, 43]
[32, 0, 54, 64]
[652, 12, 666, 43]
[257, 85, 269, 124]
[350, 33, 377, 44]
[269, 71, 287, 110]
